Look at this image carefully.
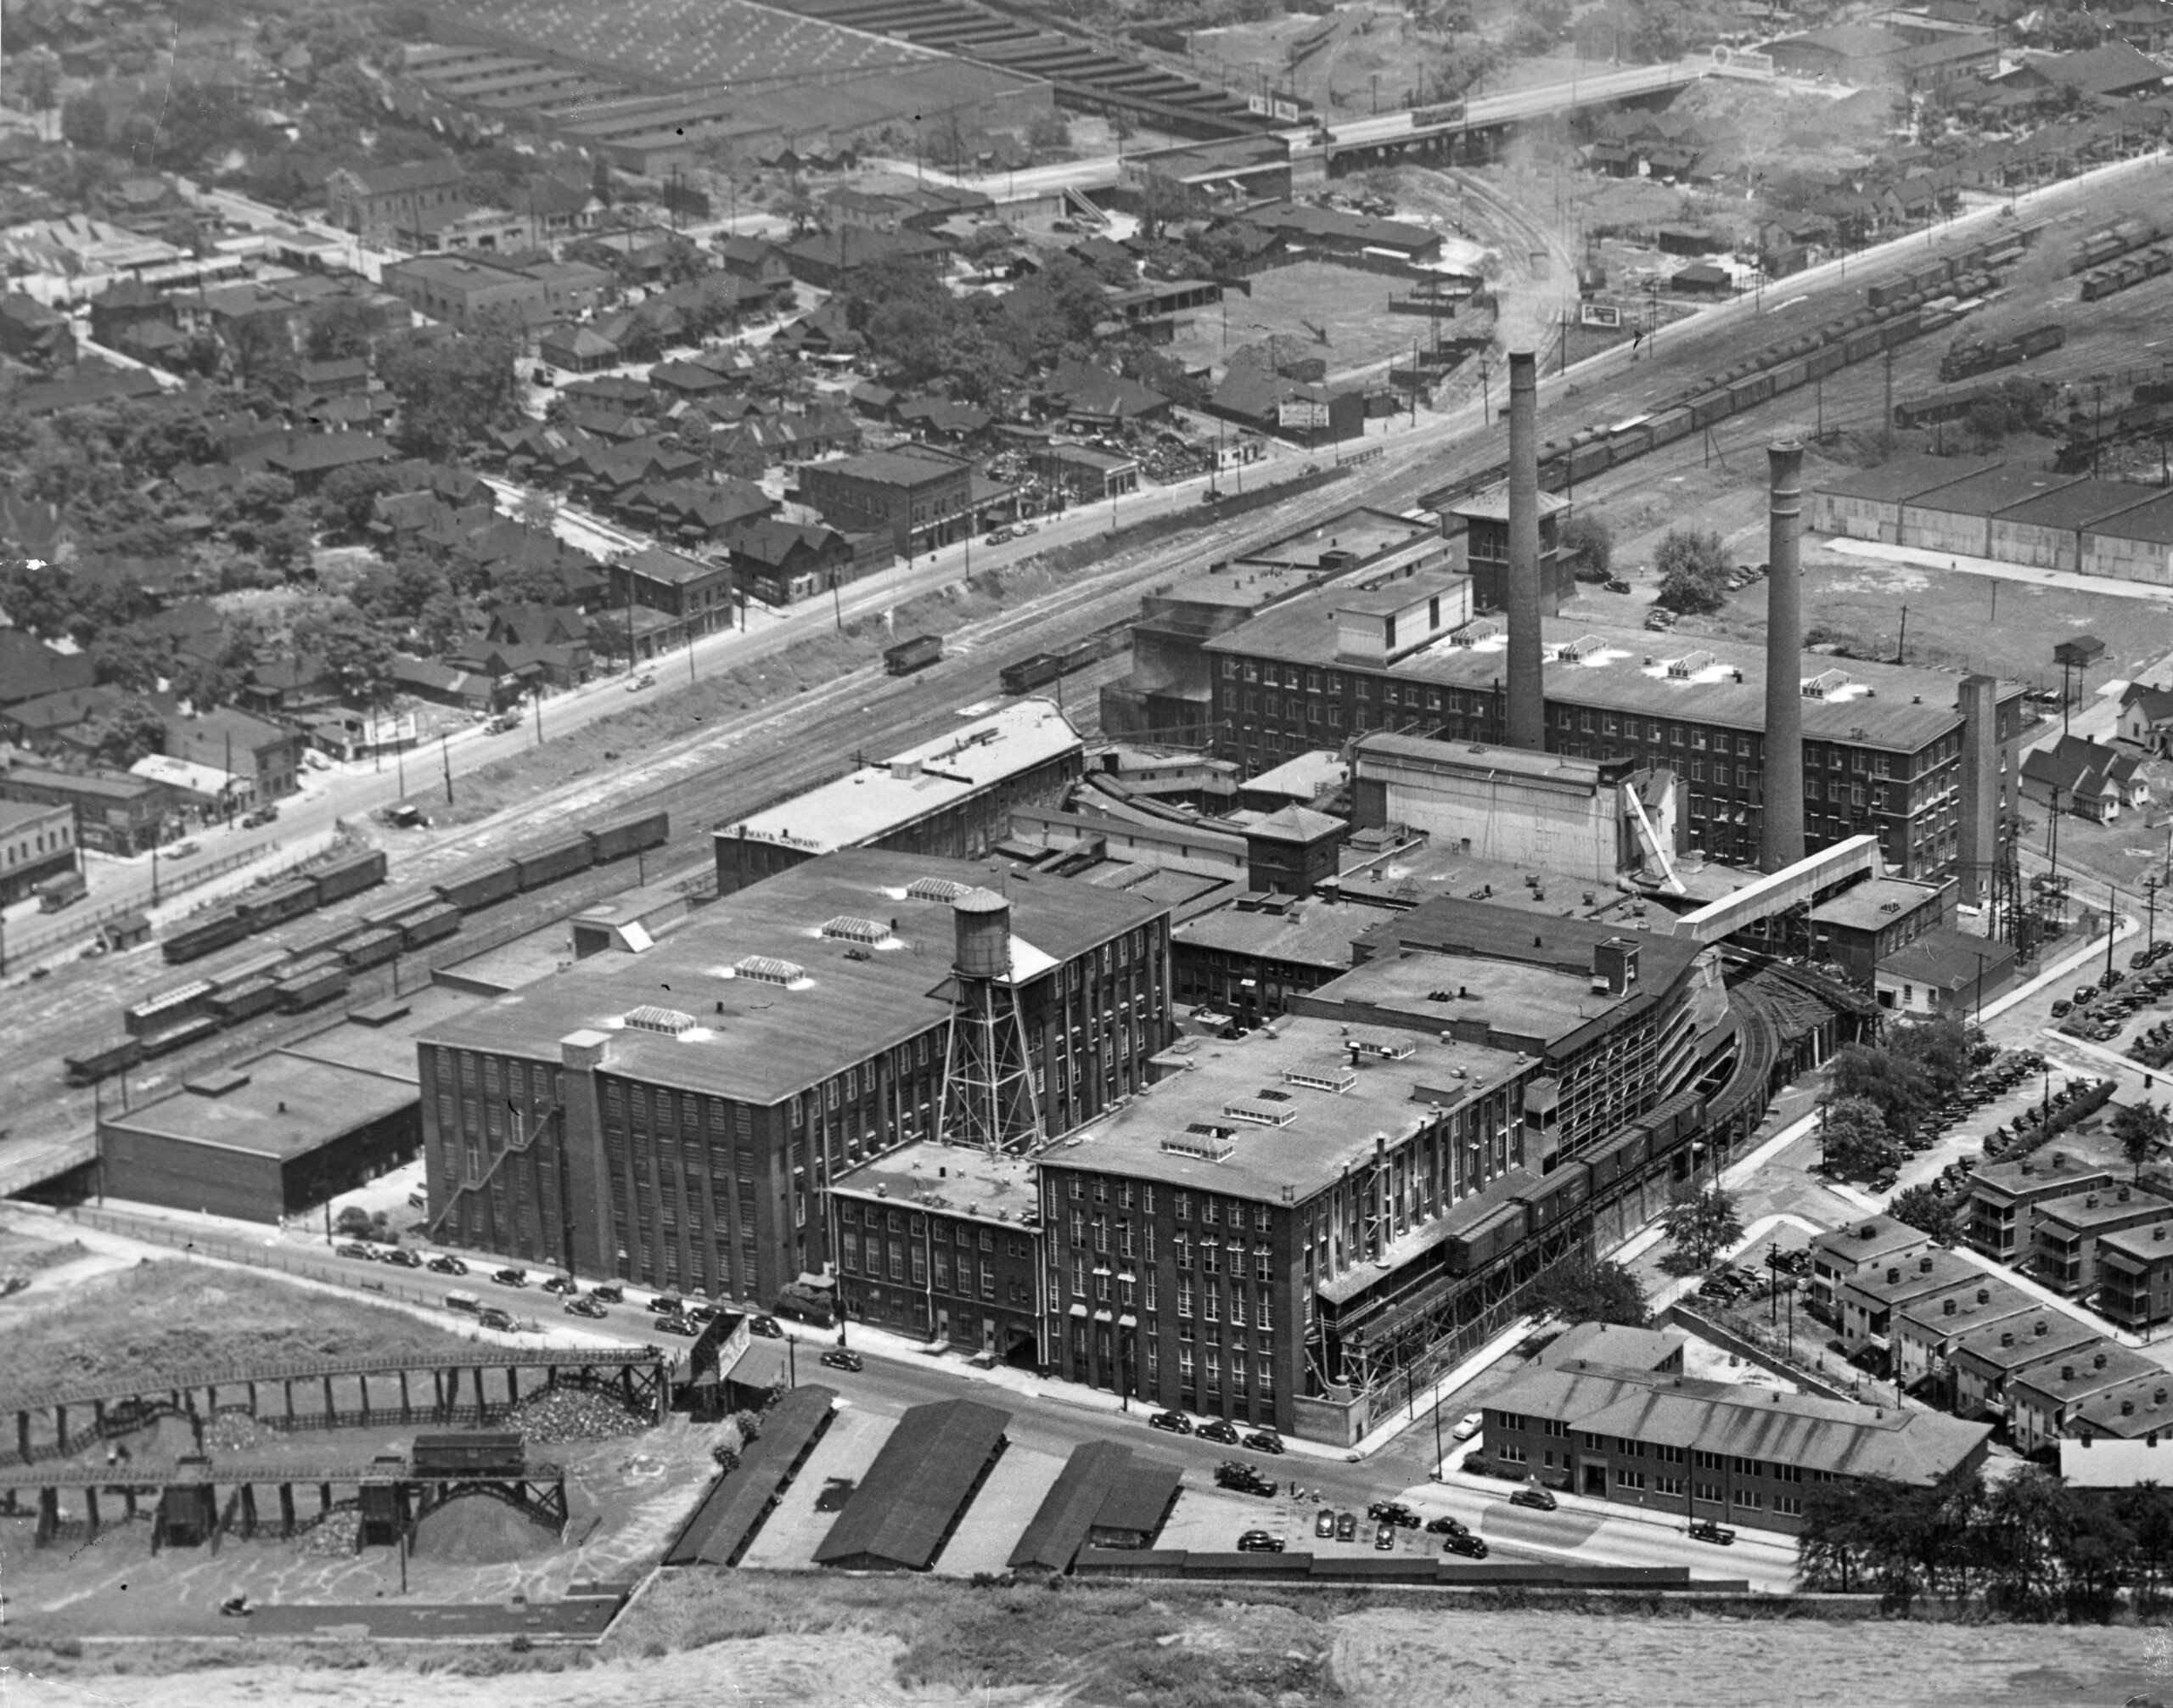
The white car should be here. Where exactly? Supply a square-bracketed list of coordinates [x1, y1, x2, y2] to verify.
[1451, 1411, 1485, 1442]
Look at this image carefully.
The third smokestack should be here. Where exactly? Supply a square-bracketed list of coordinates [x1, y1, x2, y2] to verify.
[1504, 350, 1543, 752]
[1760, 440, 1806, 874]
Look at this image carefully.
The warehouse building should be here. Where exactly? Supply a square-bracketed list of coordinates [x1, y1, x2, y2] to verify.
[418, 848, 1170, 1304]
[1201, 614, 2027, 879]
[1480, 1337, 1994, 1535]
[1986, 480, 2167, 573]
[1008, 1440, 1181, 1570]
[99, 1050, 423, 1222]
[1896, 466, 2080, 559]
[2081, 490, 2173, 586]
[1811, 455, 2000, 542]
[1169, 892, 1368, 1023]
[716, 699, 1083, 894]
[812, 1397, 1013, 1571]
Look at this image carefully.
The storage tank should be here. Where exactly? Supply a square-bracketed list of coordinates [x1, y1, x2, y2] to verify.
[952, 888, 1013, 980]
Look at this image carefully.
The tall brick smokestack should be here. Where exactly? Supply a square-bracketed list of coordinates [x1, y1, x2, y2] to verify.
[1504, 350, 1544, 752]
[1760, 440, 1806, 874]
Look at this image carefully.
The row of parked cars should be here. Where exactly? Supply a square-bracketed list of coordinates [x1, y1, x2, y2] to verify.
[1148, 1410, 1286, 1453]
[2054, 944, 2173, 1036]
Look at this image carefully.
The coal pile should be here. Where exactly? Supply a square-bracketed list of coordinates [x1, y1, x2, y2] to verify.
[509, 1387, 646, 1442]
[300, 1509, 362, 1556]
[205, 1412, 273, 1452]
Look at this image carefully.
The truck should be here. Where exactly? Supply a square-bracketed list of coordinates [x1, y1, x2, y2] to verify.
[36, 871, 87, 912]
[884, 634, 944, 676]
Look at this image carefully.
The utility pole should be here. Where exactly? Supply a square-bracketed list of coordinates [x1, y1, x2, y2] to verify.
[1884, 345, 1895, 434]
[1896, 604, 1909, 665]
[2108, 883, 2121, 983]
[441, 733, 453, 806]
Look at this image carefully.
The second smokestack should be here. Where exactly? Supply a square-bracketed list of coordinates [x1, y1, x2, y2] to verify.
[1504, 350, 1543, 752]
[1760, 440, 1806, 874]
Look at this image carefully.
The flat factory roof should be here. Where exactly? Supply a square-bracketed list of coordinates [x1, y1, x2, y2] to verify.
[1814, 453, 2002, 506]
[831, 1140, 1037, 1227]
[1992, 478, 2165, 532]
[1809, 875, 1948, 934]
[1043, 1014, 1530, 1204]
[104, 1051, 417, 1161]
[1899, 465, 2080, 518]
[422, 848, 1163, 1107]
[1171, 896, 1370, 972]
[726, 699, 1080, 856]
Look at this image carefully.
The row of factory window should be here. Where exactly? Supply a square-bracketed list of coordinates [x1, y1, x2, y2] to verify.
[839, 1200, 1023, 1251]
[839, 1233, 1022, 1301]
[1076, 1326, 1277, 1396]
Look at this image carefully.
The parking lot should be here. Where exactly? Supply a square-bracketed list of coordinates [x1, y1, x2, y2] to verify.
[932, 1443, 1066, 1576]
[738, 1402, 894, 1570]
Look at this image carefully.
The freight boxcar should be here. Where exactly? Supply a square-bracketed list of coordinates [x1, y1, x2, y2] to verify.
[357, 888, 438, 930]
[161, 910, 253, 964]
[1866, 278, 1912, 310]
[1609, 423, 1654, 459]
[65, 1035, 143, 1085]
[1766, 355, 1811, 396]
[307, 850, 389, 907]
[1648, 407, 1694, 447]
[280, 919, 358, 964]
[236, 879, 321, 930]
[1806, 343, 1847, 382]
[1841, 326, 1884, 363]
[1567, 440, 1611, 483]
[586, 809, 670, 863]
[1516, 1160, 1592, 1233]
[205, 947, 291, 992]
[1583, 1127, 1652, 1193]
[1447, 1202, 1529, 1276]
[434, 859, 520, 913]
[209, 977, 283, 1023]
[1726, 372, 1773, 412]
[276, 965, 350, 1013]
[1682, 390, 1730, 429]
[396, 902, 462, 951]
[884, 633, 944, 677]
[125, 979, 216, 1037]
[1881, 309, 1923, 348]
[340, 927, 402, 971]
[512, 836, 594, 891]
[139, 1014, 219, 1059]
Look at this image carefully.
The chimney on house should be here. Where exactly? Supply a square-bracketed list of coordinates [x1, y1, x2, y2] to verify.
[1760, 440, 1805, 874]
[1504, 349, 1544, 752]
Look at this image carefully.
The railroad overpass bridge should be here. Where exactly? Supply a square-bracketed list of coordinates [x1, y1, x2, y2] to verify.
[1317, 59, 1712, 168]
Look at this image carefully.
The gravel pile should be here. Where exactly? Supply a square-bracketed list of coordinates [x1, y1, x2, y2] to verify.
[205, 1412, 273, 1452]
[509, 1386, 646, 1442]
[300, 1509, 362, 1556]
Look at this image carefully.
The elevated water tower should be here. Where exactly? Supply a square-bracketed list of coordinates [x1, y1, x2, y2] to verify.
[936, 887, 1043, 1154]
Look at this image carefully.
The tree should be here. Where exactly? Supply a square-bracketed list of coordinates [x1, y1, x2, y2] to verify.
[775, 175, 818, 236]
[91, 695, 168, 770]
[1659, 1183, 1742, 1272]
[294, 605, 396, 707]
[1820, 1094, 1897, 1180]
[2112, 1099, 2171, 1182]
[315, 463, 402, 539]
[60, 93, 109, 150]
[1830, 1040, 1934, 1138]
[305, 299, 379, 363]
[379, 317, 522, 459]
[1887, 1016, 1973, 1105]
[1529, 1256, 1648, 1327]
[1026, 110, 1071, 155]
[514, 490, 559, 534]
[1561, 512, 1614, 580]
[18, 52, 60, 121]
[1653, 526, 1732, 614]
[1889, 1182, 1965, 1246]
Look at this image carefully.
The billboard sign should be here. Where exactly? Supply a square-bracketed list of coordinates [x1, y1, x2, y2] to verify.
[1272, 97, 1302, 123]
[1581, 302, 1623, 328]
[1277, 399, 1328, 430]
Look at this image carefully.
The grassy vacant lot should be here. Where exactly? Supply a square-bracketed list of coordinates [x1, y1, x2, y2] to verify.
[0, 1259, 479, 1404]
[1165, 261, 1427, 385]
[5, 1578, 2164, 1706]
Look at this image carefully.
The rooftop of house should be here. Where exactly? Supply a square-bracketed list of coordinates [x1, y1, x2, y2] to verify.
[1876, 924, 2019, 990]
[802, 447, 969, 491]
[1204, 614, 1998, 755]
[1840, 1246, 1983, 1308]
[1948, 1308, 2105, 1373]
[1534, 1322, 1685, 1370]
[2009, 1340, 2161, 1407]
[1484, 1356, 1991, 1484]
[2033, 1179, 2173, 1233]
[724, 699, 1081, 857]
[2097, 1217, 2173, 1265]
[1893, 1274, 2035, 1341]
[423, 847, 1165, 1106]
[830, 1141, 1038, 1228]
[0, 797, 69, 834]
[1811, 1214, 1933, 1270]
[1047, 1012, 1532, 1204]
[1970, 1147, 2122, 1200]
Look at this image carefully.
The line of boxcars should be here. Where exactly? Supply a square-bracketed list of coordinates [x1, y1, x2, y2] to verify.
[2071, 216, 2170, 277]
[2080, 244, 2173, 302]
[68, 810, 670, 1085]
[1422, 227, 2058, 518]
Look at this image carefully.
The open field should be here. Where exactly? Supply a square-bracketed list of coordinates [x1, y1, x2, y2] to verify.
[1, 1577, 2164, 1706]
[0, 1258, 485, 1405]
[1166, 260, 1455, 384]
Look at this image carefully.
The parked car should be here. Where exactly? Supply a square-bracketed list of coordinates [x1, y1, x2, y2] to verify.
[649, 1294, 685, 1316]
[1425, 1514, 1471, 1536]
[379, 1248, 424, 1269]
[1604, 577, 1631, 594]
[563, 1295, 609, 1319]
[1244, 1430, 1285, 1455]
[1440, 1531, 1491, 1559]
[1374, 1524, 1398, 1551]
[1215, 1464, 1277, 1497]
[654, 1314, 699, 1336]
[1368, 1501, 1420, 1529]
[426, 1255, 469, 1276]
[748, 1314, 783, 1339]
[165, 840, 201, 859]
[1199, 1419, 1242, 1446]
[1508, 1486, 1558, 1512]
[1334, 1511, 1357, 1541]
[491, 1267, 530, 1288]
[478, 1306, 517, 1332]
[241, 805, 278, 828]
[1148, 1410, 1193, 1435]
[590, 1284, 624, 1303]
[542, 1275, 579, 1295]
[625, 673, 655, 694]
[334, 1242, 375, 1261]
[1315, 1509, 1338, 1539]
[1687, 1518, 1737, 1546]
[820, 1348, 864, 1374]
[1451, 1411, 1485, 1441]
[985, 526, 1013, 544]
[1237, 1531, 1286, 1553]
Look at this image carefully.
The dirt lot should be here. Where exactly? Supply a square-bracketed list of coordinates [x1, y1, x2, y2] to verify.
[1165, 260, 1457, 385]
[0, 1258, 485, 1407]
[5, 1579, 2163, 1706]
